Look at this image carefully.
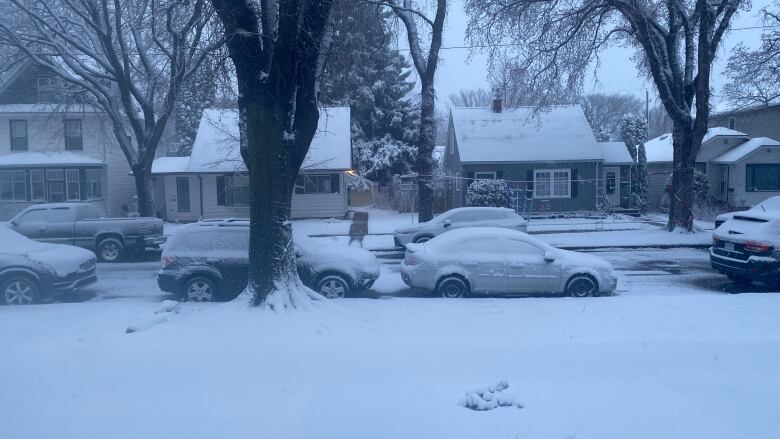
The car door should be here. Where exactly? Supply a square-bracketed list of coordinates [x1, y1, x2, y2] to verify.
[502, 239, 560, 293]
[460, 237, 508, 293]
[11, 208, 50, 242]
[43, 207, 77, 245]
[210, 228, 250, 297]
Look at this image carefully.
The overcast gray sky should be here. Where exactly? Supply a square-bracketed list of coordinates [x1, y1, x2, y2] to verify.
[416, 0, 773, 110]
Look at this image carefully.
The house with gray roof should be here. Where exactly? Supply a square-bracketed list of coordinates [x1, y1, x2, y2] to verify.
[151, 107, 352, 221]
[444, 103, 635, 215]
[644, 128, 780, 210]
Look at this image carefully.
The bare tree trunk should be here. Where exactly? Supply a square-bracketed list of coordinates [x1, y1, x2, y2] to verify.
[668, 122, 695, 230]
[242, 95, 300, 306]
[131, 166, 154, 217]
[416, 80, 436, 222]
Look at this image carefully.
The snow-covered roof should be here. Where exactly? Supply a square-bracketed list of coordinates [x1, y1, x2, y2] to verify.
[185, 107, 351, 174]
[0, 151, 104, 167]
[151, 157, 190, 174]
[450, 105, 617, 163]
[599, 142, 634, 164]
[0, 104, 102, 114]
[712, 137, 780, 163]
[644, 128, 748, 163]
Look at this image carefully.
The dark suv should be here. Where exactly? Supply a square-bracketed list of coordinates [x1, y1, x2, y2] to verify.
[157, 219, 380, 301]
[711, 212, 780, 285]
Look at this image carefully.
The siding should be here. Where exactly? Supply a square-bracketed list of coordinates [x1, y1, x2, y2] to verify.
[710, 106, 780, 142]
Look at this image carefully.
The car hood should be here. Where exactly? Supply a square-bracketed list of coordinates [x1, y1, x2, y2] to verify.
[2, 241, 96, 277]
[553, 249, 614, 272]
[395, 224, 423, 234]
[305, 245, 380, 274]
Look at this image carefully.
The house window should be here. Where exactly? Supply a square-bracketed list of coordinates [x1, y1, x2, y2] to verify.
[46, 169, 65, 202]
[534, 169, 571, 198]
[64, 119, 83, 150]
[10, 120, 28, 151]
[746, 164, 780, 192]
[718, 166, 729, 199]
[0, 170, 27, 201]
[605, 172, 616, 194]
[728, 117, 736, 130]
[37, 77, 57, 102]
[85, 169, 103, 200]
[217, 174, 249, 207]
[65, 169, 81, 200]
[474, 171, 496, 180]
[294, 174, 339, 194]
[30, 170, 45, 201]
[176, 177, 191, 212]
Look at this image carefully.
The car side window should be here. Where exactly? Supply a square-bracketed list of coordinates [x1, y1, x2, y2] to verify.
[464, 238, 500, 252]
[501, 240, 543, 256]
[448, 211, 474, 223]
[19, 209, 49, 224]
[47, 207, 74, 222]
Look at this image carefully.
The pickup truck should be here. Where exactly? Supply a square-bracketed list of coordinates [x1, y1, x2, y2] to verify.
[7, 203, 166, 262]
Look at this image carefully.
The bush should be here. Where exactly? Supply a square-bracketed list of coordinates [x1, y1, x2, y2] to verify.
[466, 179, 510, 208]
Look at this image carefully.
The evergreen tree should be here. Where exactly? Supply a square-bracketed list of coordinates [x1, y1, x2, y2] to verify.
[582, 100, 610, 142]
[620, 114, 649, 213]
[175, 59, 217, 156]
[320, 0, 419, 186]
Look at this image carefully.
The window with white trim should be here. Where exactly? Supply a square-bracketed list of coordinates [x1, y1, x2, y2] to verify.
[47, 169, 65, 202]
[474, 171, 496, 180]
[0, 170, 27, 201]
[66, 169, 81, 201]
[30, 170, 45, 201]
[85, 169, 103, 200]
[534, 169, 571, 198]
[10, 120, 28, 151]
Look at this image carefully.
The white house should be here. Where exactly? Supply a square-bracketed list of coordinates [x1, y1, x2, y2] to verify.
[644, 127, 780, 210]
[152, 107, 352, 221]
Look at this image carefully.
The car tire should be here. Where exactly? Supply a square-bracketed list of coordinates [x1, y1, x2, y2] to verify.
[437, 276, 469, 298]
[567, 275, 598, 297]
[184, 276, 217, 302]
[315, 274, 350, 299]
[726, 273, 752, 284]
[97, 238, 124, 262]
[2, 275, 39, 305]
[413, 235, 434, 244]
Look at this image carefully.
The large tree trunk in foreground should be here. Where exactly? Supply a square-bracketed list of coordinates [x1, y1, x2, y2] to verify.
[416, 81, 436, 222]
[131, 167, 154, 217]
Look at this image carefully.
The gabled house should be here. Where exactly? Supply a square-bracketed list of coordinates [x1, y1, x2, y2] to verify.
[710, 104, 780, 141]
[0, 62, 136, 220]
[444, 103, 634, 215]
[151, 107, 352, 221]
[644, 128, 780, 210]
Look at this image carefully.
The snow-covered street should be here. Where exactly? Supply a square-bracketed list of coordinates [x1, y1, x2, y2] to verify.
[2, 247, 780, 439]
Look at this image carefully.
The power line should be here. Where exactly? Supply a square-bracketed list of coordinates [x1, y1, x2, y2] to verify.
[393, 24, 780, 52]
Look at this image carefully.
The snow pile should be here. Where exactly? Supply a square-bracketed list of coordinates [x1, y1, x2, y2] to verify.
[459, 381, 523, 411]
[258, 279, 323, 312]
[125, 300, 180, 334]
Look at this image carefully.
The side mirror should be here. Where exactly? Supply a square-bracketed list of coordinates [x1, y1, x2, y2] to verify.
[9, 220, 17, 227]
[443, 219, 452, 228]
[294, 248, 303, 257]
[544, 252, 556, 262]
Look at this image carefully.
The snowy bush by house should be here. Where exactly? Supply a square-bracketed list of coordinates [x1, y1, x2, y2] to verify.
[466, 179, 510, 208]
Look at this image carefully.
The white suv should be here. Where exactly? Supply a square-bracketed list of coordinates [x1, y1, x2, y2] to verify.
[393, 207, 528, 247]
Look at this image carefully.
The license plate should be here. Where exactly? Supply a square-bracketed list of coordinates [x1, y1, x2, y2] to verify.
[724, 242, 735, 251]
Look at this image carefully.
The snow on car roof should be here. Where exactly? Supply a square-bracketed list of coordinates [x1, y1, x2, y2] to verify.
[451, 105, 620, 163]
[644, 127, 748, 163]
[427, 226, 545, 248]
[185, 107, 352, 174]
[0, 151, 104, 167]
[712, 137, 780, 163]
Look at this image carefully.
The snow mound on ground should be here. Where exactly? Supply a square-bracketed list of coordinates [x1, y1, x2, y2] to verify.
[459, 381, 523, 411]
[257, 279, 324, 312]
[126, 300, 180, 333]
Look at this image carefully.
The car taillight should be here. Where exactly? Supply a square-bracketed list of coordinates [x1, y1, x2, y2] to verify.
[744, 240, 773, 253]
[162, 255, 174, 268]
[712, 234, 718, 245]
[405, 254, 419, 265]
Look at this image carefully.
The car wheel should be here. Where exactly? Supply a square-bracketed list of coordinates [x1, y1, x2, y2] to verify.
[2, 276, 38, 305]
[567, 275, 598, 297]
[437, 276, 468, 298]
[97, 238, 124, 262]
[726, 273, 752, 284]
[315, 275, 350, 299]
[184, 276, 217, 302]
[413, 235, 433, 244]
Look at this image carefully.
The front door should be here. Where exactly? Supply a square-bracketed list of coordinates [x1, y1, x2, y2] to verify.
[604, 167, 620, 206]
[176, 177, 191, 213]
[502, 239, 560, 293]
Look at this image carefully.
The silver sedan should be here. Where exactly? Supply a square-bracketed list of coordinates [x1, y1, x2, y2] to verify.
[400, 227, 617, 298]
[394, 207, 528, 247]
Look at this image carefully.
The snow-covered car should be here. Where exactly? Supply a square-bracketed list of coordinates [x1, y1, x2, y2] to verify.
[399, 227, 617, 298]
[393, 207, 528, 247]
[714, 196, 780, 228]
[710, 211, 780, 285]
[0, 226, 97, 305]
[157, 219, 380, 301]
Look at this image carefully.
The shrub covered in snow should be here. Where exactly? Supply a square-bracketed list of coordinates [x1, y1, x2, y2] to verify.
[466, 179, 510, 208]
[459, 381, 523, 411]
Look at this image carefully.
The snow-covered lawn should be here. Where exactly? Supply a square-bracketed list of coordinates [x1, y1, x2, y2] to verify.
[2, 286, 779, 439]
